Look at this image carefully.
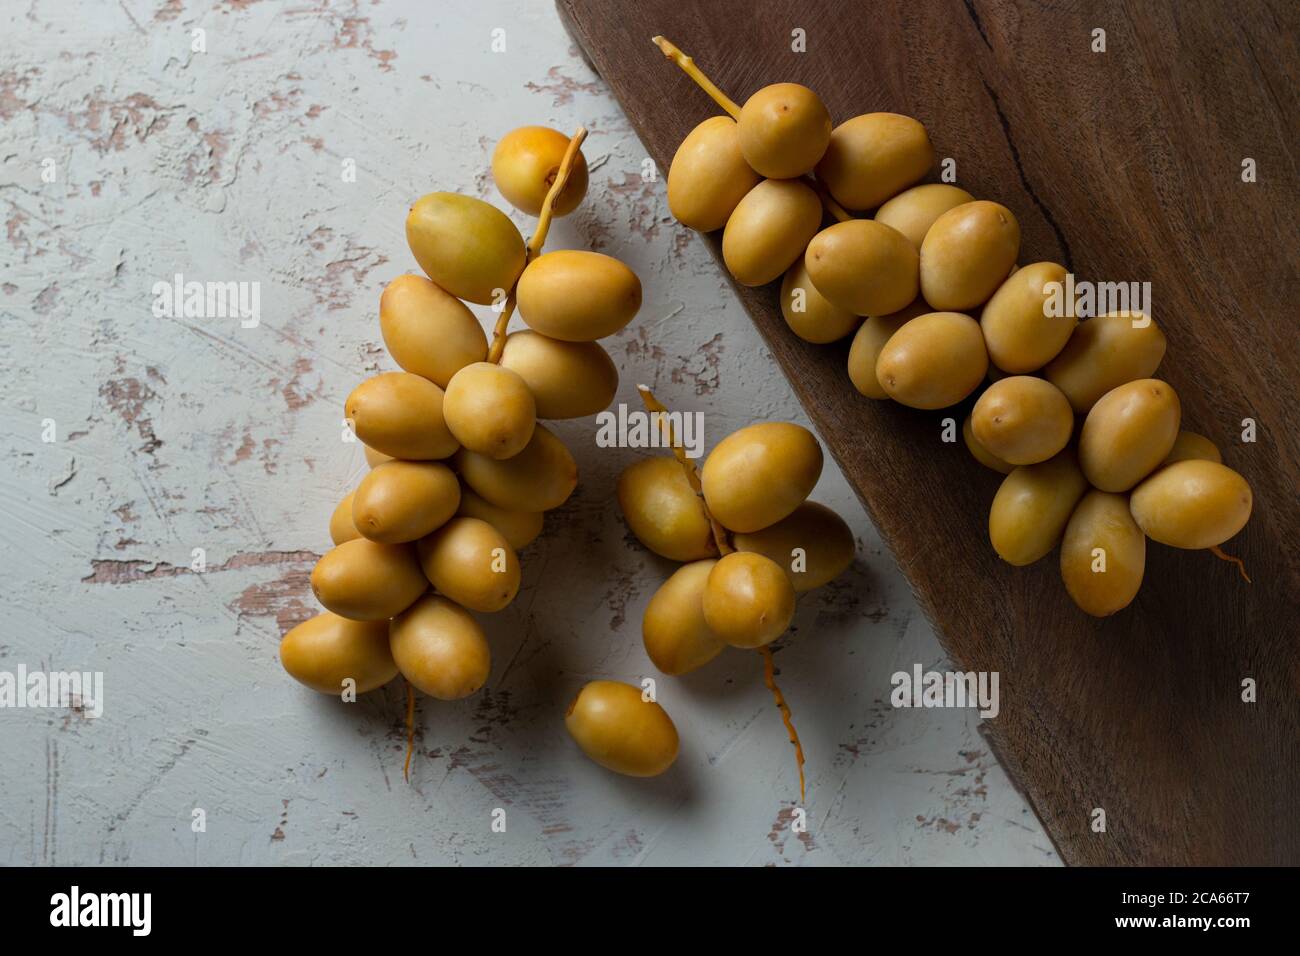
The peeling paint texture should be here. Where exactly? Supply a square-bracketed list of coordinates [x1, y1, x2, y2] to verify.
[0, 0, 1057, 866]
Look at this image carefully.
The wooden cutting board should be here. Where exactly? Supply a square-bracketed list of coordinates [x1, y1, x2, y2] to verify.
[557, 0, 1299, 865]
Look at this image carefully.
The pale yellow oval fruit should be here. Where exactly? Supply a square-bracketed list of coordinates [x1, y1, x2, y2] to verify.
[815, 112, 934, 211]
[491, 125, 588, 217]
[498, 330, 617, 419]
[737, 82, 832, 179]
[963, 414, 1014, 474]
[667, 116, 761, 231]
[454, 424, 577, 512]
[280, 612, 397, 695]
[346, 372, 459, 461]
[1079, 379, 1181, 492]
[1162, 430, 1222, 466]
[389, 594, 490, 700]
[329, 490, 360, 545]
[456, 486, 543, 550]
[565, 680, 679, 777]
[1044, 311, 1167, 413]
[363, 444, 393, 469]
[617, 457, 717, 562]
[352, 460, 460, 544]
[920, 201, 1020, 310]
[442, 362, 536, 460]
[874, 183, 975, 250]
[642, 559, 725, 676]
[1059, 491, 1145, 617]
[780, 258, 861, 344]
[701, 422, 823, 533]
[516, 250, 641, 342]
[702, 551, 796, 648]
[804, 219, 919, 316]
[405, 192, 525, 305]
[875, 311, 988, 409]
[971, 376, 1074, 465]
[1129, 460, 1252, 550]
[989, 450, 1089, 566]
[980, 262, 1075, 373]
[310, 538, 427, 621]
[418, 516, 520, 613]
[732, 501, 854, 591]
[722, 179, 823, 287]
[846, 301, 928, 399]
[379, 274, 487, 387]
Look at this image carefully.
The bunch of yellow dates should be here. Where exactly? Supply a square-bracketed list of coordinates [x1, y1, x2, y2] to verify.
[280, 127, 650, 715]
[655, 38, 1252, 617]
[582, 415, 855, 782]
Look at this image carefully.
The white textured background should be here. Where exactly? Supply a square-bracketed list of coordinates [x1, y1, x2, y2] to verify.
[0, 0, 1057, 866]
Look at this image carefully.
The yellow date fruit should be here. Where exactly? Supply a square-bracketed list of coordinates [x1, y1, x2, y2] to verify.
[702, 551, 796, 648]
[405, 192, 525, 305]
[701, 422, 823, 533]
[780, 258, 861, 344]
[963, 414, 1014, 474]
[499, 330, 618, 419]
[667, 116, 761, 232]
[989, 450, 1089, 566]
[642, 559, 725, 676]
[1129, 460, 1252, 550]
[378, 274, 487, 388]
[329, 490, 360, 545]
[875, 311, 988, 409]
[310, 538, 427, 621]
[815, 112, 934, 211]
[722, 178, 823, 287]
[491, 125, 588, 217]
[516, 250, 641, 342]
[443, 362, 537, 460]
[804, 219, 919, 317]
[1060, 491, 1146, 617]
[456, 486, 543, 550]
[280, 612, 398, 695]
[737, 82, 832, 179]
[1044, 311, 1167, 413]
[732, 500, 854, 591]
[455, 424, 577, 512]
[971, 376, 1074, 465]
[920, 201, 1020, 311]
[417, 516, 520, 614]
[1162, 430, 1222, 466]
[565, 680, 679, 777]
[363, 444, 393, 469]
[846, 300, 928, 399]
[980, 262, 1075, 373]
[617, 457, 717, 562]
[352, 460, 460, 544]
[389, 594, 490, 700]
[346, 372, 459, 461]
[874, 183, 974, 250]
[1079, 379, 1181, 492]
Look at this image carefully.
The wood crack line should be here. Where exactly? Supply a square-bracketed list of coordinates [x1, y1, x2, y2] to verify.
[981, 79, 1075, 272]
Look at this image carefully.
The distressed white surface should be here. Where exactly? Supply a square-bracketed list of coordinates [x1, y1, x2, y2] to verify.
[0, 0, 1058, 866]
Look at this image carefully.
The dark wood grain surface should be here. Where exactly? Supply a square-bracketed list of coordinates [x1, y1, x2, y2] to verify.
[558, 0, 1299, 865]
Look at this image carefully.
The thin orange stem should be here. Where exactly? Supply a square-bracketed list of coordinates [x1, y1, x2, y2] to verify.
[636, 383, 805, 802]
[761, 646, 806, 803]
[651, 36, 742, 119]
[487, 126, 589, 364]
[1209, 545, 1251, 584]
